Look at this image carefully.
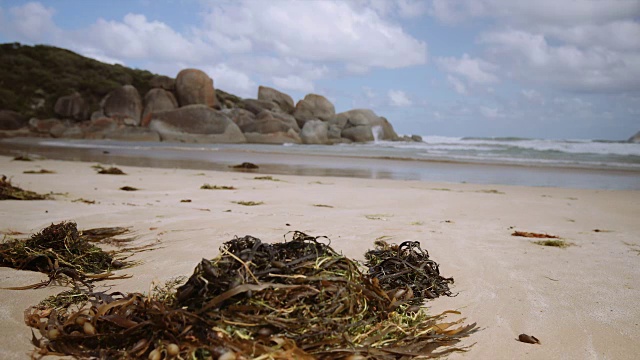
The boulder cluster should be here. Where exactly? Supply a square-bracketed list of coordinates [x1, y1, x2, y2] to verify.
[0, 68, 422, 144]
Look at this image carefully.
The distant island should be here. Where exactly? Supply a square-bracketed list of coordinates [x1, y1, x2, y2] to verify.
[0, 43, 422, 145]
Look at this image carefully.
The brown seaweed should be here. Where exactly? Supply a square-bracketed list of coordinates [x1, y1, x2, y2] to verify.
[0, 175, 49, 200]
[365, 239, 455, 303]
[512, 231, 559, 239]
[230, 162, 259, 169]
[0, 222, 136, 289]
[200, 184, 236, 190]
[25, 232, 476, 359]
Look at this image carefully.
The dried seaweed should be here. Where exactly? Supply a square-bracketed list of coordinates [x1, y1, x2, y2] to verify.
[23, 169, 56, 174]
[201, 184, 236, 190]
[0, 175, 49, 200]
[233, 201, 264, 206]
[365, 239, 455, 303]
[532, 239, 573, 248]
[512, 231, 559, 239]
[93, 165, 126, 175]
[230, 162, 259, 169]
[119, 186, 138, 191]
[254, 176, 281, 181]
[25, 232, 476, 359]
[0, 222, 136, 289]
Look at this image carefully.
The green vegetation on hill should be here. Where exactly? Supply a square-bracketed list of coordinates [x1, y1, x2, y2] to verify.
[0, 43, 156, 118]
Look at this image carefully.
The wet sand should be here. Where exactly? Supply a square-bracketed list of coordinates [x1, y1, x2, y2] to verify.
[1, 137, 639, 190]
[1, 155, 639, 359]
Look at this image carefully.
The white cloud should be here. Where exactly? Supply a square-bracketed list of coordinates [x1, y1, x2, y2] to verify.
[447, 75, 468, 95]
[437, 53, 498, 84]
[201, 0, 427, 71]
[6, 2, 58, 42]
[272, 75, 315, 93]
[388, 90, 412, 107]
[479, 106, 502, 119]
[203, 64, 257, 98]
[481, 29, 640, 92]
[83, 14, 209, 61]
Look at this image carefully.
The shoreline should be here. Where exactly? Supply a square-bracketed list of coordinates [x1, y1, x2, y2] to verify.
[1, 155, 639, 359]
[1, 137, 639, 190]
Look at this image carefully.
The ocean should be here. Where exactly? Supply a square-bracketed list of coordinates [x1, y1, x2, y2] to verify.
[1, 136, 639, 190]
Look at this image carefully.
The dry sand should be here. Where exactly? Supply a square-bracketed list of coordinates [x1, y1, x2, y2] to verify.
[1, 155, 639, 359]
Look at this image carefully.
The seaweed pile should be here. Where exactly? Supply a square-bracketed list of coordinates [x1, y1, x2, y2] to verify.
[365, 239, 455, 304]
[0, 222, 135, 289]
[0, 175, 49, 200]
[25, 232, 475, 359]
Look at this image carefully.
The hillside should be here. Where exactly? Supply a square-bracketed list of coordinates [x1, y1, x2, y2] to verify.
[0, 43, 156, 119]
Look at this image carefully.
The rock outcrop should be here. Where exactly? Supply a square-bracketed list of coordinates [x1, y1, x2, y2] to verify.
[54, 92, 89, 121]
[334, 109, 399, 142]
[102, 85, 143, 125]
[240, 99, 278, 115]
[149, 75, 175, 90]
[258, 86, 295, 114]
[293, 94, 335, 128]
[0, 110, 28, 130]
[148, 105, 245, 143]
[301, 120, 329, 144]
[175, 69, 217, 108]
[141, 89, 179, 126]
[628, 131, 640, 143]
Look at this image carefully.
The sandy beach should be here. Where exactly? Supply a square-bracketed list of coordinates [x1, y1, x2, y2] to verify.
[1, 154, 639, 359]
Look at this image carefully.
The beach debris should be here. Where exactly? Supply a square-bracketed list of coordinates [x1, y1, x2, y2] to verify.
[119, 186, 139, 191]
[476, 189, 504, 194]
[313, 204, 333, 208]
[518, 333, 541, 344]
[0, 175, 49, 200]
[231, 162, 259, 169]
[365, 213, 392, 221]
[532, 239, 573, 248]
[24, 232, 476, 359]
[254, 175, 281, 181]
[12, 154, 34, 161]
[93, 165, 126, 175]
[365, 239, 455, 302]
[512, 231, 559, 239]
[233, 200, 264, 206]
[23, 169, 56, 174]
[0, 222, 138, 289]
[72, 198, 96, 204]
[201, 184, 236, 190]
[180, 199, 192, 202]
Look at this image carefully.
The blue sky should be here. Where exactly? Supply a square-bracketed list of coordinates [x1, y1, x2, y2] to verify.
[1, 0, 639, 140]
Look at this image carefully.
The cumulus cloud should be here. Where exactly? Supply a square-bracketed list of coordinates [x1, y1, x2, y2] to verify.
[388, 90, 412, 107]
[201, 0, 427, 71]
[4, 2, 59, 42]
[447, 75, 468, 95]
[272, 75, 315, 93]
[481, 29, 640, 92]
[83, 14, 210, 61]
[202, 63, 257, 98]
[437, 53, 498, 84]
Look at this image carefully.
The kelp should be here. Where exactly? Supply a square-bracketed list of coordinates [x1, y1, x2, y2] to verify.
[0, 175, 49, 200]
[93, 165, 126, 175]
[119, 186, 139, 191]
[512, 231, 559, 239]
[0, 222, 136, 289]
[233, 200, 264, 206]
[230, 162, 259, 169]
[201, 184, 236, 190]
[23, 169, 56, 174]
[25, 232, 476, 359]
[365, 239, 455, 304]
